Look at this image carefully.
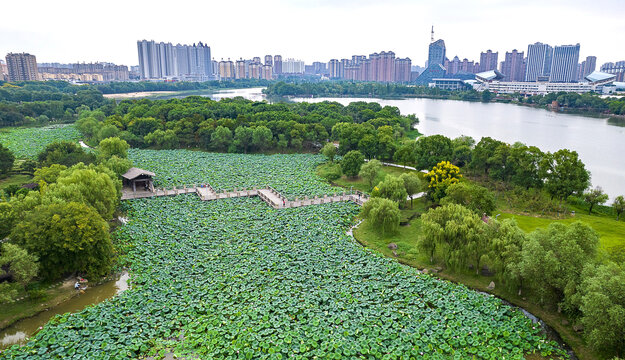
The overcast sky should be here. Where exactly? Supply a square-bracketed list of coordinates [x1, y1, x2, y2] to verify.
[1, 0, 623, 67]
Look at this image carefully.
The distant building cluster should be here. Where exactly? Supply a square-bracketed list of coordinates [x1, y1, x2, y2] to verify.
[137, 40, 213, 81]
[417, 27, 624, 94]
[325, 52, 412, 83]
[38, 62, 129, 82]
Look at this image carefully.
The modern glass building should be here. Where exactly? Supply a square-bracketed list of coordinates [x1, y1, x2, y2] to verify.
[549, 44, 580, 83]
[428, 40, 446, 66]
[525, 42, 553, 82]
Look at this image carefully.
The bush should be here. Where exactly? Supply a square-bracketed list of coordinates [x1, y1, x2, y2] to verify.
[441, 182, 496, 215]
[318, 163, 342, 182]
[28, 289, 48, 302]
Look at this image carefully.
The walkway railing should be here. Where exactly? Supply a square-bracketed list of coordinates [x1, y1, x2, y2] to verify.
[121, 183, 369, 208]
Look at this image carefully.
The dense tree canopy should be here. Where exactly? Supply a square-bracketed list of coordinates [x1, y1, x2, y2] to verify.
[10, 202, 112, 280]
[0, 143, 15, 176]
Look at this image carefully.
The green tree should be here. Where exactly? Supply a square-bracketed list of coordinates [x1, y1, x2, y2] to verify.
[252, 126, 273, 151]
[233, 126, 253, 153]
[33, 164, 68, 184]
[583, 186, 609, 215]
[10, 202, 112, 280]
[542, 149, 590, 200]
[516, 222, 599, 311]
[0, 243, 39, 291]
[399, 172, 422, 208]
[321, 143, 337, 163]
[144, 129, 180, 149]
[210, 126, 233, 151]
[360, 197, 401, 235]
[0, 202, 15, 239]
[359, 160, 382, 189]
[424, 161, 462, 201]
[508, 143, 544, 189]
[419, 203, 487, 270]
[481, 90, 494, 102]
[440, 182, 496, 215]
[372, 175, 408, 205]
[98, 137, 129, 160]
[75, 116, 100, 140]
[393, 142, 413, 168]
[101, 156, 133, 177]
[37, 141, 95, 167]
[577, 262, 625, 357]
[413, 135, 453, 170]
[341, 150, 365, 178]
[470, 137, 505, 176]
[488, 219, 525, 285]
[96, 124, 120, 142]
[0, 143, 15, 177]
[47, 167, 118, 220]
[613, 195, 625, 221]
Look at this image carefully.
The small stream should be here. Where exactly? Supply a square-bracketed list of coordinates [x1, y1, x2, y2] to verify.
[0, 272, 129, 349]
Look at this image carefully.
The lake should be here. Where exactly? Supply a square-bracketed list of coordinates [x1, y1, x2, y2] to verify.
[164, 87, 625, 200]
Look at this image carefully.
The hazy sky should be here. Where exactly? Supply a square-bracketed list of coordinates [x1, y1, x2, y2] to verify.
[1, 0, 623, 67]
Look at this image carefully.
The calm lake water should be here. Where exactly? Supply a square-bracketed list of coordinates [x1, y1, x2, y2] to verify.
[200, 87, 624, 201]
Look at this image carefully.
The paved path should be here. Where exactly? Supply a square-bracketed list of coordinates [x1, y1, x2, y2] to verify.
[121, 183, 370, 208]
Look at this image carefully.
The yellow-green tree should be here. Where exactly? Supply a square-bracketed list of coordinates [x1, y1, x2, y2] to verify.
[424, 161, 462, 201]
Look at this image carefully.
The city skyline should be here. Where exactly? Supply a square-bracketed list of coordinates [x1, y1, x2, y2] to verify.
[1, 0, 623, 67]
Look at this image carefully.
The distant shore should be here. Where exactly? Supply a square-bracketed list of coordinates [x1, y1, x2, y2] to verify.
[102, 91, 177, 99]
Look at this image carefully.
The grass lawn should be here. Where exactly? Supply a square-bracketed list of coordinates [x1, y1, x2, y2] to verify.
[0, 174, 32, 189]
[499, 211, 625, 253]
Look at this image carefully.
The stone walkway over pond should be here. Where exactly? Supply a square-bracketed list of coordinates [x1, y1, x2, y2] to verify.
[121, 183, 369, 208]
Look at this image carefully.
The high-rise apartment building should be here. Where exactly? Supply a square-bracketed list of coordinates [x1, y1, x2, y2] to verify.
[479, 50, 498, 72]
[549, 44, 580, 82]
[282, 58, 305, 74]
[601, 61, 625, 82]
[500, 49, 525, 82]
[394, 58, 411, 82]
[312, 62, 326, 75]
[264, 55, 273, 67]
[137, 40, 212, 80]
[273, 55, 282, 75]
[261, 64, 273, 80]
[5, 53, 39, 81]
[249, 63, 261, 79]
[0, 60, 8, 81]
[525, 42, 553, 82]
[377, 51, 395, 82]
[252, 57, 262, 65]
[579, 56, 596, 80]
[235, 59, 246, 79]
[328, 59, 340, 78]
[218, 59, 235, 80]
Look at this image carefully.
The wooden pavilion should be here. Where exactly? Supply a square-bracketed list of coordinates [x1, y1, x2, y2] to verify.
[122, 167, 156, 193]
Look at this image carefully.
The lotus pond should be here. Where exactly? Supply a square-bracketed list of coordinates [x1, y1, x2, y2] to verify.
[128, 149, 343, 199]
[1, 152, 567, 359]
[0, 125, 82, 159]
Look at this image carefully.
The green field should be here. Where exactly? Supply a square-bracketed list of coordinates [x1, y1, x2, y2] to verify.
[2, 152, 566, 359]
[0, 125, 81, 159]
[499, 212, 625, 253]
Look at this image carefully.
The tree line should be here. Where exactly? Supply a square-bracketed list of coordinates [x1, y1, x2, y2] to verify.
[265, 81, 625, 116]
[74, 98, 418, 157]
[0, 137, 132, 303]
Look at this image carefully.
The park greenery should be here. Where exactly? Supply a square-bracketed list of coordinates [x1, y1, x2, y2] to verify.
[1, 83, 624, 358]
[0, 135, 132, 304]
[1, 151, 567, 359]
[264, 81, 625, 115]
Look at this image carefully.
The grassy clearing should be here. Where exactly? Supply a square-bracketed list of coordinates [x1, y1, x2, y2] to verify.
[499, 211, 625, 253]
[0, 174, 32, 189]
